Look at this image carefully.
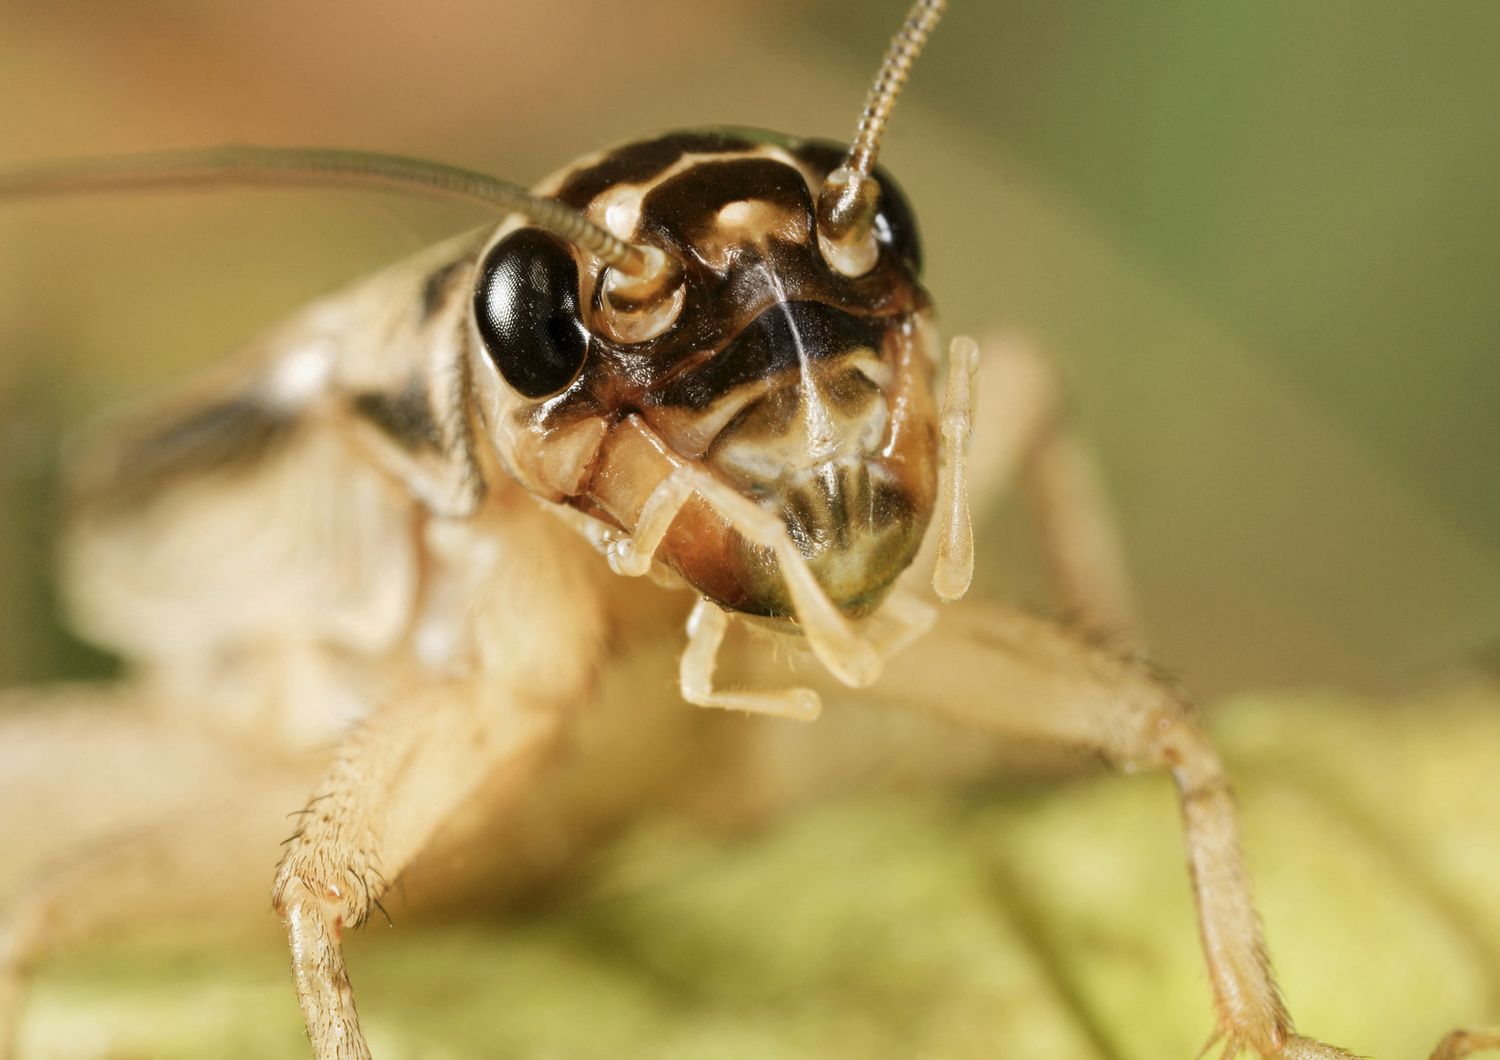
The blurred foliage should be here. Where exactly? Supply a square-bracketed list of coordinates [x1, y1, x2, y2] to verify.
[19, 685, 1500, 1058]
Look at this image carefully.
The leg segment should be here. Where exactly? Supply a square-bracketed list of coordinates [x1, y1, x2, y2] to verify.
[607, 467, 695, 578]
[679, 599, 821, 721]
[1431, 1030, 1500, 1060]
[272, 685, 563, 1060]
[849, 601, 1356, 1059]
[680, 591, 938, 723]
[933, 335, 980, 602]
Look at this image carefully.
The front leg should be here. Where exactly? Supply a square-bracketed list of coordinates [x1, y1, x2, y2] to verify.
[1432, 1030, 1500, 1060]
[272, 683, 564, 1060]
[848, 601, 1355, 1059]
[949, 334, 1140, 639]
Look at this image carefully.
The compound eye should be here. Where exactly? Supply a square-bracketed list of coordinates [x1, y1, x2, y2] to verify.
[473, 229, 589, 399]
[870, 168, 922, 276]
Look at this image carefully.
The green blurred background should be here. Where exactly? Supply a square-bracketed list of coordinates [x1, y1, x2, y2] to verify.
[1, 0, 1496, 695]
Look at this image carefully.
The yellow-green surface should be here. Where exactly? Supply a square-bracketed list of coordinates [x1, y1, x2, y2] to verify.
[20, 684, 1500, 1059]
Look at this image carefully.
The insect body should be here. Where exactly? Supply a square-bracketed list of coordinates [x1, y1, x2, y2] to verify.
[2, 2, 1492, 1058]
[62, 127, 944, 748]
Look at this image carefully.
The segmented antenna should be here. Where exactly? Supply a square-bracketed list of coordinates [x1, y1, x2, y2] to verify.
[816, 0, 947, 275]
[0, 145, 666, 280]
[844, 0, 947, 180]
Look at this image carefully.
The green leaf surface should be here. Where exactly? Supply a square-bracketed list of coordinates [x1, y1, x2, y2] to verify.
[21, 684, 1500, 1059]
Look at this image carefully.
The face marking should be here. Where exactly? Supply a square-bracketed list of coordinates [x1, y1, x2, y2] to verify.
[765, 270, 838, 464]
[597, 184, 646, 242]
[647, 300, 887, 412]
[551, 131, 759, 208]
[563, 143, 816, 269]
[550, 130, 804, 210]
[698, 198, 810, 272]
[637, 157, 814, 270]
[715, 200, 756, 227]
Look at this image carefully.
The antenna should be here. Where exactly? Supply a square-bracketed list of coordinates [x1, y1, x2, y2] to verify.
[816, 0, 947, 275]
[0, 145, 673, 283]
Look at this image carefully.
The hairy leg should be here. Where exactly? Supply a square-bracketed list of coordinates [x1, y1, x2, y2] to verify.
[1431, 1029, 1500, 1060]
[271, 683, 566, 1060]
[824, 601, 1355, 1059]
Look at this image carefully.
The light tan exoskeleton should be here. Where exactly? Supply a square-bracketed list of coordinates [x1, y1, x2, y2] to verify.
[1, 2, 1495, 1058]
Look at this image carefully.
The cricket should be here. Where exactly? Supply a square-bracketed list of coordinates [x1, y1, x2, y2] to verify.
[0, 1, 1494, 1057]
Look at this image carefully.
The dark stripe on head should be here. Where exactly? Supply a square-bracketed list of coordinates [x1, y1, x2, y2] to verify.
[638, 157, 815, 265]
[650, 301, 883, 410]
[553, 130, 760, 210]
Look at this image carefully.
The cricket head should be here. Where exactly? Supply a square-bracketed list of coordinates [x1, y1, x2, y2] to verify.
[472, 130, 939, 619]
[465, 0, 959, 644]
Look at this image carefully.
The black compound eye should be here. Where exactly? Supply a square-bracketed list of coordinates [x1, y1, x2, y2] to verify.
[869, 167, 922, 276]
[473, 229, 590, 399]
